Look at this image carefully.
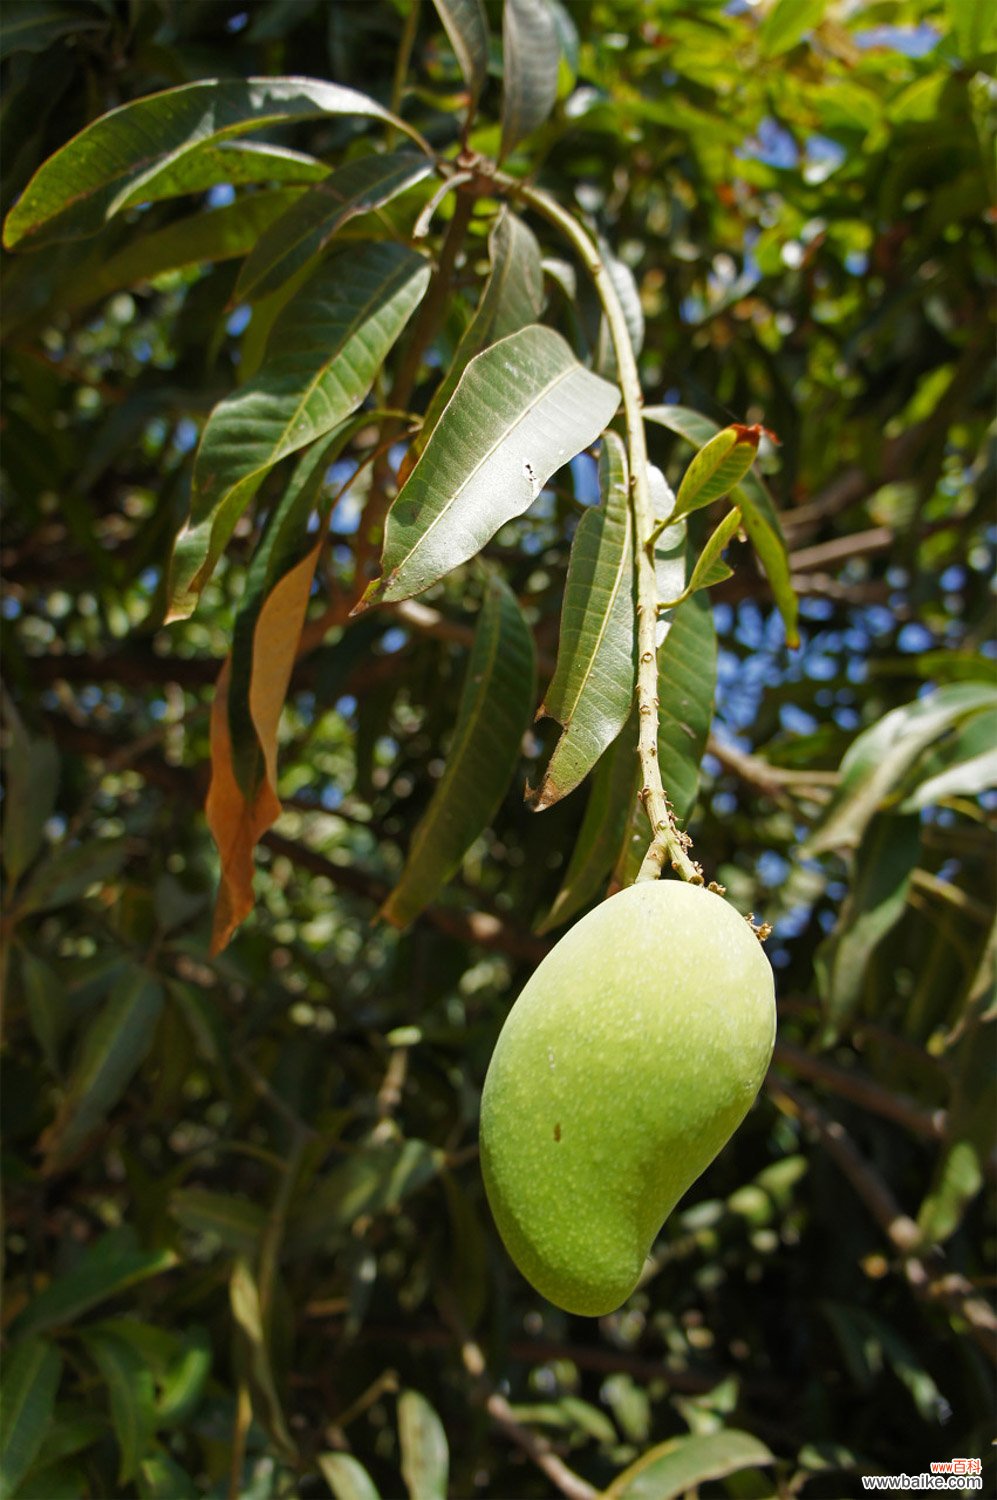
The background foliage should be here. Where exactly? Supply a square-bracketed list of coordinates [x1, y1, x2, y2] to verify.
[2, 1, 995, 1497]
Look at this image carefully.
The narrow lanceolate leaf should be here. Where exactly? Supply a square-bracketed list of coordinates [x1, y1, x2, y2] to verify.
[2, 701, 59, 886]
[805, 682, 997, 857]
[537, 712, 639, 933]
[319, 1452, 383, 1500]
[413, 209, 545, 462]
[381, 576, 536, 928]
[596, 239, 644, 377]
[37, 969, 165, 1174]
[0, 1339, 62, 1498]
[657, 591, 717, 827]
[356, 325, 619, 611]
[167, 243, 429, 620]
[229, 1260, 296, 1460]
[815, 813, 921, 1037]
[398, 1390, 449, 1500]
[432, 0, 490, 100]
[605, 1429, 773, 1500]
[500, 0, 560, 160]
[170, 1188, 268, 1258]
[236, 151, 434, 302]
[644, 405, 799, 646]
[80, 1331, 156, 1486]
[530, 431, 635, 809]
[3, 78, 423, 251]
[899, 706, 997, 810]
[12, 1232, 176, 1341]
[662, 506, 741, 608]
[673, 424, 761, 520]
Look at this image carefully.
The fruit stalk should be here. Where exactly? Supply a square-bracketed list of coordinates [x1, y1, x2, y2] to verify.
[500, 178, 701, 883]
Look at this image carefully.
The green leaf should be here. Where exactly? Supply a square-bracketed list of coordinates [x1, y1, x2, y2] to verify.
[643, 405, 798, 646]
[815, 813, 922, 1036]
[16, 839, 126, 917]
[673, 424, 760, 521]
[18, 948, 69, 1078]
[80, 1330, 156, 1486]
[138, 1453, 200, 1499]
[236, 150, 433, 303]
[946, 0, 997, 59]
[229, 1259, 296, 1460]
[0, 3, 105, 62]
[166, 242, 430, 620]
[4, 78, 422, 251]
[805, 683, 997, 856]
[537, 711, 639, 933]
[318, 1452, 383, 1500]
[530, 430, 635, 809]
[596, 239, 645, 377]
[38, 968, 165, 1173]
[0, 1339, 62, 1499]
[169, 1188, 268, 1258]
[657, 591, 717, 827]
[500, 0, 560, 160]
[416, 209, 545, 456]
[9, 1458, 88, 1500]
[605, 1429, 774, 1499]
[381, 575, 536, 927]
[759, 0, 825, 58]
[289, 1140, 444, 1254]
[2, 702, 58, 886]
[431, 0, 490, 99]
[661, 506, 740, 608]
[358, 325, 619, 610]
[398, 1389, 449, 1500]
[900, 707, 997, 810]
[12, 1231, 176, 1341]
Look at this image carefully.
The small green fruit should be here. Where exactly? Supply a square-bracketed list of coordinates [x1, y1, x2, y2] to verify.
[479, 881, 776, 1316]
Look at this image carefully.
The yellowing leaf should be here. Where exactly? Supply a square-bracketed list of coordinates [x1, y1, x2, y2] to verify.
[206, 540, 320, 953]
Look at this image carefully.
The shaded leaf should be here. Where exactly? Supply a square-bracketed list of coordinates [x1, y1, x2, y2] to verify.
[38, 969, 165, 1173]
[138, 1453, 200, 1499]
[500, 0, 560, 160]
[398, 1389, 449, 1500]
[413, 209, 545, 463]
[431, 0, 489, 100]
[236, 150, 433, 302]
[2, 701, 58, 886]
[537, 710, 639, 933]
[230, 1260, 296, 1459]
[530, 430, 635, 809]
[18, 947, 70, 1077]
[169, 1188, 268, 1258]
[318, 1452, 382, 1500]
[0, 3, 106, 61]
[12, 1231, 176, 1340]
[658, 590, 717, 827]
[168, 242, 429, 619]
[358, 325, 618, 610]
[80, 1330, 156, 1485]
[605, 1429, 774, 1500]
[4, 77, 421, 251]
[16, 839, 126, 917]
[900, 706, 997, 810]
[815, 813, 922, 1036]
[381, 574, 536, 927]
[288, 1140, 444, 1254]
[0, 1339, 62, 1498]
[806, 682, 997, 856]
[596, 240, 645, 377]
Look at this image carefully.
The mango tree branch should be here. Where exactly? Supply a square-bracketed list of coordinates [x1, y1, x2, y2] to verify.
[499, 177, 701, 885]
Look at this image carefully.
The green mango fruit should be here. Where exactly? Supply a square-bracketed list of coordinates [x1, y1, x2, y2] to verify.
[479, 880, 776, 1316]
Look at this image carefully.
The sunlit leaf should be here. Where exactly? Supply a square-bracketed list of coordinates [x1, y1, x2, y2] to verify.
[37, 969, 165, 1173]
[661, 506, 741, 608]
[900, 707, 997, 810]
[658, 591, 717, 827]
[431, 0, 490, 99]
[4, 78, 422, 250]
[672, 424, 760, 521]
[529, 430, 635, 809]
[236, 150, 433, 302]
[0, 1339, 62, 1498]
[759, 0, 825, 57]
[167, 241, 429, 620]
[382, 574, 535, 926]
[357, 325, 618, 610]
[398, 1389, 449, 1500]
[500, 0, 560, 160]
[319, 1452, 383, 1500]
[605, 1429, 774, 1499]
[230, 1259, 296, 1459]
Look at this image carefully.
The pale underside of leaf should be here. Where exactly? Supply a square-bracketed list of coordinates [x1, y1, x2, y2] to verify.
[359, 324, 619, 610]
[531, 428, 635, 809]
[166, 242, 429, 620]
[500, 0, 560, 160]
[381, 575, 536, 929]
[3, 78, 420, 250]
[431, 0, 490, 99]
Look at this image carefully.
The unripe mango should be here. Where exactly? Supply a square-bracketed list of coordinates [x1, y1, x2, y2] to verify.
[480, 881, 775, 1316]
